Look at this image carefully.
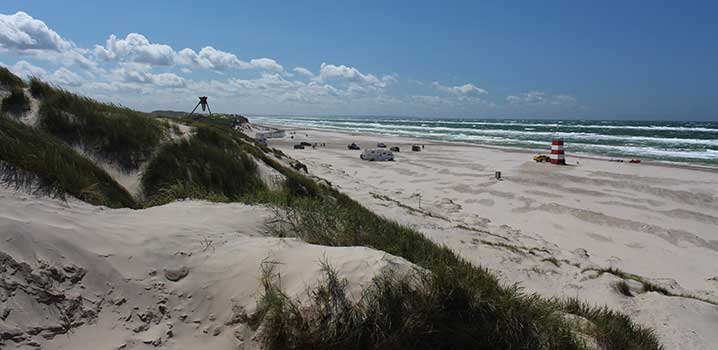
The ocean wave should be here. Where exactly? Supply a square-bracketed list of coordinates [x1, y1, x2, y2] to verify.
[259, 119, 718, 147]
[256, 116, 718, 135]
[250, 116, 718, 163]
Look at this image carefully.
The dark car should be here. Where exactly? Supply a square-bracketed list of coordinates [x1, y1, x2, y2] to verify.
[377, 142, 387, 148]
[347, 142, 360, 150]
[412, 145, 421, 152]
[300, 141, 312, 146]
[390, 146, 400, 152]
[293, 144, 305, 149]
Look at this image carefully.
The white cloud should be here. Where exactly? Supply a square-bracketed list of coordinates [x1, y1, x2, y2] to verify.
[177, 46, 250, 71]
[9, 60, 47, 78]
[411, 95, 451, 106]
[49, 67, 84, 86]
[0, 12, 72, 52]
[0, 12, 97, 71]
[506, 91, 578, 106]
[432, 81, 487, 96]
[249, 58, 283, 72]
[317, 63, 383, 86]
[111, 63, 185, 88]
[293, 66, 314, 77]
[96, 34, 285, 73]
[552, 94, 578, 105]
[95, 33, 175, 65]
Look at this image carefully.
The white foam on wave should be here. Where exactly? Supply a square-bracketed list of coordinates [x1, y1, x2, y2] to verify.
[250, 116, 718, 162]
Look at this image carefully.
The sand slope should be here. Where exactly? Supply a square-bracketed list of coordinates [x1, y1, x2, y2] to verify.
[0, 189, 414, 350]
[271, 127, 718, 350]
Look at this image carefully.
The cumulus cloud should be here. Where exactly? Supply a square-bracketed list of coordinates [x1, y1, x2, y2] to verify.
[95, 34, 285, 73]
[111, 63, 185, 88]
[177, 46, 249, 71]
[432, 81, 487, 96]
[293, 66, 314, 77]
[0, 12, 72, 52]
[8, 60, 47, 78]
[48, 67, 84, 86]
[317, 63, 383, 86]
[0, 12, 97, 71]
[4, 60, 85, 87]
[249, 58, 283, 72]
[95, 33, 175, 65]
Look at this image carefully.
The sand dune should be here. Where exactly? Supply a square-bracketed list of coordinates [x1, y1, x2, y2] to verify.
[0, 189, 414, 350]
[270, 126, 718, 350]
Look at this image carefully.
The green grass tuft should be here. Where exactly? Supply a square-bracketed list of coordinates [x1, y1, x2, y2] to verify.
[542, 257, 562, 267]
[0, 66, 25, 90]
[0, 116, 136, 208]
[1, 88, 30, 115]
[31, 78, 167, 170]
[256, 260, 577, 350]
[613, 281, 634, 297]
[263, 185, 663, 349]
[141, 125, 265, 205]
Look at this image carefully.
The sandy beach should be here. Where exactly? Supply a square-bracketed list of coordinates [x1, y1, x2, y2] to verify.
[267, 126, 718, 350]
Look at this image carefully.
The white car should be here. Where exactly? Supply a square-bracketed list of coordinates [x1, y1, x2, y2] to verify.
[360, 148, 394, 161]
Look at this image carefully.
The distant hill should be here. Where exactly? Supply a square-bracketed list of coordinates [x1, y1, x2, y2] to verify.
[149, 109, 188, 119]
[150, 109, 250, 124]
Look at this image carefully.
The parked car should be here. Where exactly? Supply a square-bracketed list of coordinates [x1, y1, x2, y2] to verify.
[377, 142, 387, 148]
[255, 134, 268, 146]
[293, 144, 305, 149]
[347, 142, 360, 150]
[361, 148, 394, 161]
[533, 154, 551, 162]
[300, 141, 312, 146]
[411, 145, 421, 151]
[390, 146, 400, 152]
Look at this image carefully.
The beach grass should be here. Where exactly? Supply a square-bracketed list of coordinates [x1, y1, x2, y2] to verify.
[0, 66, 25, 90]
[141, 125, 266, 206]
[31, 78, 168, 170]
[1, 88, 30, 115]
[613, 280, 634, 297]
[584, 267, 717, 306]
[0, 116, 137, 208]
[259, 181, 662, 349]
[173, 113, 663, 349]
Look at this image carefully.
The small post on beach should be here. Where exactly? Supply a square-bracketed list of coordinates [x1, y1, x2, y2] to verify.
[411, 193, 422, 208]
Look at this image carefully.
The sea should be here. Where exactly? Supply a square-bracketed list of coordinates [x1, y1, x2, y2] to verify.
[250, 116, 718, 166]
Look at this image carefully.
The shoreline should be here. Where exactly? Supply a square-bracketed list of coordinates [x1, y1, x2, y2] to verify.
[256, 122, 718, 173]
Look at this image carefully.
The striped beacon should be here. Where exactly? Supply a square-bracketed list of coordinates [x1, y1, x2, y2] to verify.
[550, 138, 566, 165]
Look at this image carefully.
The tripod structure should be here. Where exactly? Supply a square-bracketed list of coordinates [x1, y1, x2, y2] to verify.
[189, 96, 212, 116]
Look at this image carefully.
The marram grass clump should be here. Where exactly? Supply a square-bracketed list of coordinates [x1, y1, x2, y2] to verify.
[254, 261, 576, 350]
[0, 116, 136, 208]
[31, 78, 168, 170]
[141, 125, 265, 205]
[1, 88, 30, 115]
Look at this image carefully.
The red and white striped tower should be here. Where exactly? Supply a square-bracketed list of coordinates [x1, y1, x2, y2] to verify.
[550, 139, 566, 165]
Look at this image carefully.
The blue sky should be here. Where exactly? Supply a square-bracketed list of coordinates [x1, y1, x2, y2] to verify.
[1, 1, 716, 120]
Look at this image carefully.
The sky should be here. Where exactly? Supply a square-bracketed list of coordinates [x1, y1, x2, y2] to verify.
[1, 1, 717, 120]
